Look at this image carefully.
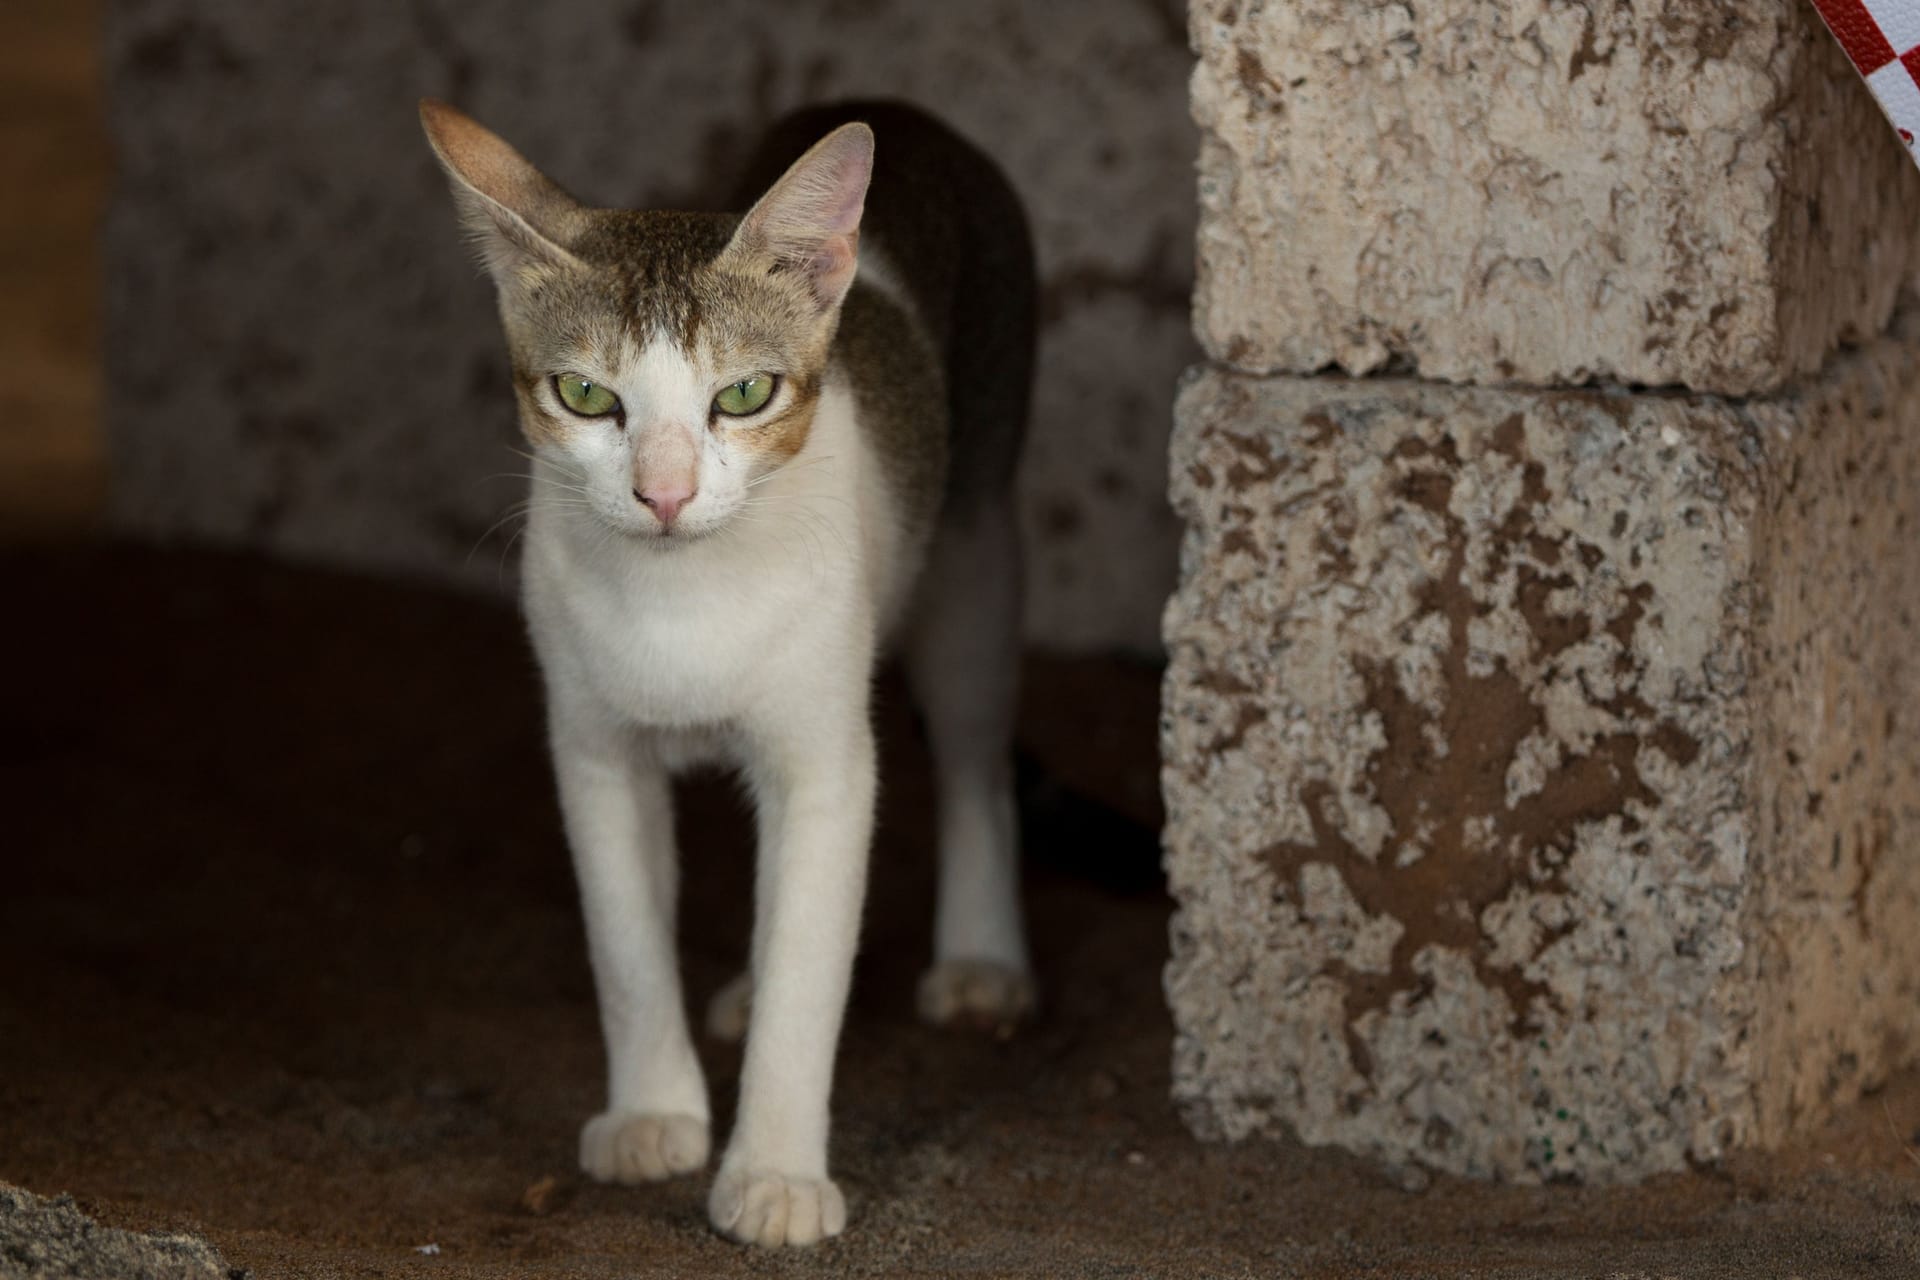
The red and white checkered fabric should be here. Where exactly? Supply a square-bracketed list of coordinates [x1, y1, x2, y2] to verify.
[1813, 0, 1920, 160]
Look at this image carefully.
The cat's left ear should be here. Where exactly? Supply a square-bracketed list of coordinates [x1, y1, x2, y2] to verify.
[724, 123, 873, 313]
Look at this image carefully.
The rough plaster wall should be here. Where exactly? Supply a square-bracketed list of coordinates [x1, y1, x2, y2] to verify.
[1746, 316, 1920, 1143]
[1190, 0, 1920, 394]
[103, 0, 1194, 652]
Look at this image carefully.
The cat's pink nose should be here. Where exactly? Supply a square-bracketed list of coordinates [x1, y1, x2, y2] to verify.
[634, 483, 695, 528]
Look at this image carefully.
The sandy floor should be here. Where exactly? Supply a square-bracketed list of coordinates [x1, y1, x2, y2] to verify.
[3, 544, 1920, 1279]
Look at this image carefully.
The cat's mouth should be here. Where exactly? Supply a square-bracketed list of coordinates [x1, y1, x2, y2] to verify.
[632, 519, 720, 547]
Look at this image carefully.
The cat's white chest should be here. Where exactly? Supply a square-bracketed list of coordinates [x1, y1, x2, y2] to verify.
[527, 531, 850, 729]
[566, 575, 751, 723]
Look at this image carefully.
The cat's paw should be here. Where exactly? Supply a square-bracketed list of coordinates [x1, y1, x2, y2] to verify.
[705, 972, 753, 1043]
[579, 1111, 710, 1184]
[916, 958, 1036, 1032]
[708, 1166, 847, 1247]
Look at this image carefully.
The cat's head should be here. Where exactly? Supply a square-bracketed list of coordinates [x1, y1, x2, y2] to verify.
[421, 100, 872, 543]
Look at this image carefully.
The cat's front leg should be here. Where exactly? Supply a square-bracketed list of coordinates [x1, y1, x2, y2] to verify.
[548, 698, 710, 1184]
[709, 708, 876, 1247]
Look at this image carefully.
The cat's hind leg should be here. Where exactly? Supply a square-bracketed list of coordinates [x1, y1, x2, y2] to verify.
[905, 503, 1035, 1030]
[549, 703, 711, 1183]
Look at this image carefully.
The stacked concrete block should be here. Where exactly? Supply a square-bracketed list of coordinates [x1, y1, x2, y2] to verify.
[1165, 0, 1920, 1180]
[1190, 0, 1920, 392]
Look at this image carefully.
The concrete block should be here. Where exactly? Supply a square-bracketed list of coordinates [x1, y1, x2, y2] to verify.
[1161, 313, 1920, 1179]
[1192, 0, 1920, 394]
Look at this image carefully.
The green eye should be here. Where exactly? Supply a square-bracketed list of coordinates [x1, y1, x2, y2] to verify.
[714, 375, 775, 417]
[554, 373, 620, 417]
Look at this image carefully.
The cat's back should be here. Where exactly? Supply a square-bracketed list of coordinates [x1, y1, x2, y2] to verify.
[733, 102, 1036, 521]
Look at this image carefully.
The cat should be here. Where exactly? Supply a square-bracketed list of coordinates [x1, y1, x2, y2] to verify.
[420, 98, 1037, 1247]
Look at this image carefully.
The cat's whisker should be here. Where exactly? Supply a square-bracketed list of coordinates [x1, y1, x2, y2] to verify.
[804, 509, 853, 562]
[786, 495, 860, 524]
[736, 490, 859, 528]
[476, 472, 598, 505]
[510, 487, 593, 509]
[502, 504, 592, 574]
[497, 523, 526, 581]
[778, 506, 841, 579]
[529, 493, 598, 511]
[733, 491, 856, 568]
[507, 444, 589, 484]
[588, 513, 629, 563]
[737, 477, 852, 506]
[529, 474, 598, 499]
[466, 493, 606, 570]
[746, 453, 839, 490]
[465, 506, 535, 569]
[727, 509, 784, 581]
[778, 507, 824, 572]
[734, 499, 813, 571]
[756, 496, 857, 562]
[534, 473, 594, 495]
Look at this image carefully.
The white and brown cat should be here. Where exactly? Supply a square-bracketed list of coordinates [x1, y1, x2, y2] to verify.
[420, 99, 1037, 1246]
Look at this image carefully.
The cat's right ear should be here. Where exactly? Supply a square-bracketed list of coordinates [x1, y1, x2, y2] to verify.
[419, 99, 587, 283]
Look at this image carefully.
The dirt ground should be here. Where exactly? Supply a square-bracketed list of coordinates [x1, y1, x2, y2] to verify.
[4, 544, 1920, 1279]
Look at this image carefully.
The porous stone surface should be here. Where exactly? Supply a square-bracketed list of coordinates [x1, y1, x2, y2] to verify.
[1162, 312, 1920, 1180]
[1191, 0, 1920, 394]
[103, 0, 1192, 652]
[0, 1182, 235, 1279]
